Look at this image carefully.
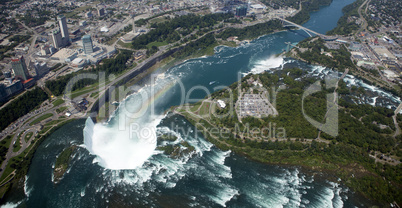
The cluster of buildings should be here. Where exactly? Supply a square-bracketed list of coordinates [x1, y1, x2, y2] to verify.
[210, 0, 268, 18]
[344, 33, 402, 82]
[367, 0, 401, 28]
[0, 10, 115, 103]
[51, 15, 70, 49]
[0, 56, 37, 102]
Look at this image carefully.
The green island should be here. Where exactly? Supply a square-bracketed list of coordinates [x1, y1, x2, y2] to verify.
[173, 65, 401, 205]
[156, 134, 196, 159]
[53, 145, 77, 184]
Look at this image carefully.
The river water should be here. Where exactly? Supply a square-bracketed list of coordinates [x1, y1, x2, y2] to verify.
[3, 0, 401, 207]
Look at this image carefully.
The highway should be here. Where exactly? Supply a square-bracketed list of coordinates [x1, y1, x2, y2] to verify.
[355, 0, 370, 36]
[0, 100, 59, 182]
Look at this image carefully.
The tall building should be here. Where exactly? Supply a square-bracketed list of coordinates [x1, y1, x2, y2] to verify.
[11, 56, 29, 81]
[82, 35, 94, 54]
[51, 30, 63, 49]
[57, 15, 70, 46]
[0, 81, 23, 103]
[98, 8, 105, 16]
[236, 6, 247, 17]
[34, 62, 49, 78]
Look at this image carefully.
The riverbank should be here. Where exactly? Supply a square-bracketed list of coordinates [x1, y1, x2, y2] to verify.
[0, 119, 76, 203]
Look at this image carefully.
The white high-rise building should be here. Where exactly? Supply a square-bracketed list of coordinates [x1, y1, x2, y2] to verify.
[51, 30, 63, 49]
[58, 15, 70, 46]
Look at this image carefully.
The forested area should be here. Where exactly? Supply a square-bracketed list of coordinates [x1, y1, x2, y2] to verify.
[132, 13, 233, 49]
[261, 0, 300, 10]
[17, 8, 51, 27]
[46, 50, 132, 96]
[327, 0, 364, 35]
[217, 20, 282, 40]
[0, 88, 48, 131]
[188, 67, 401, 205]
[210, 67, 397, 153]
[0, 136, 12, 165]
[295, 37, 354, 71]
[173, 33, 217, 58]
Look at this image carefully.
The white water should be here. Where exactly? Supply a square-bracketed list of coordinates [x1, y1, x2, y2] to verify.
[308, 65, 401, 109]
[249, 55, 285, 74]
[83, 76, 174, 170]
[0, 201, 21, 208]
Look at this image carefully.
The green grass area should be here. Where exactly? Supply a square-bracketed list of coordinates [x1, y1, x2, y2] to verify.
[218, 40, 238, 48]
[55, 146, 76, 169]
[44, 119, 65, 127]
[56, 106, 68, 114]
[24, 132, 33, 143]
[0, 183, 10, 198]
[117, 40, 133, 48]
[0, 135, 14, 150]
[39, 126, 53, 135]
[70, 88, 96, 99]
[90, 91, 99, 98]
[12, 135, 22, 153]
[52, 99, 65, 107]
[30, 113, 53, 125]
[0, 159, 15, 182]
[0, 168, 13, 185]
[23, 116, 35, 126]
[64, 5, 92, 18]
[189, 103, 201, 112]
[199, 102, 212, 117]
[149, 17, 169, 24]
[64, 12, 80, 19]
[147, 41, 168, 49]
[106, 36, 119, 45]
